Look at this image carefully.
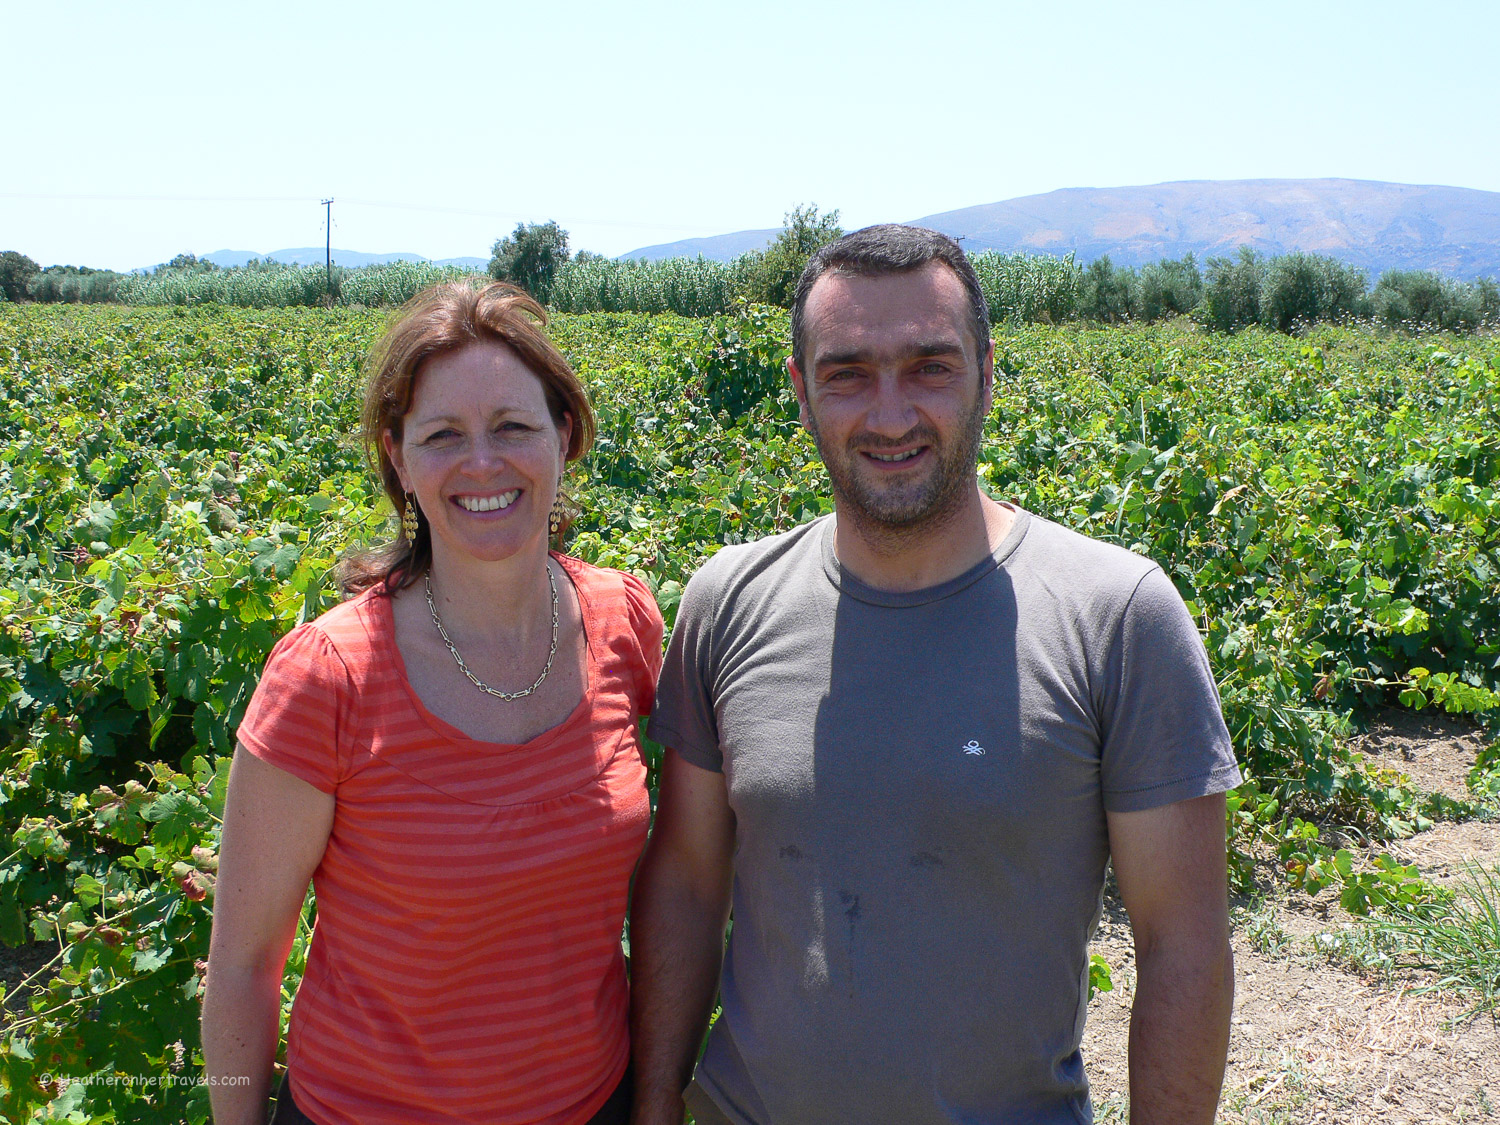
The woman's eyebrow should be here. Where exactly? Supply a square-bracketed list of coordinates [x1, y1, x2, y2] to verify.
[411, 405, 535, 428]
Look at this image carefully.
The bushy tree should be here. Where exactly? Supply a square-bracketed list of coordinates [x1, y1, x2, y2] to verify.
[1370, 269, 1500, 333]
[488, 221, 570, 305]
[1137, 255, 1203, 322]
[1479, 277, 1500, 325]
[1201, 247, 1265, 333]
[1, 251, 40, 302]
[159, 252, 217, 273]
[740, 204, 843, 307]
[1079, 255, 1136, 322]
[1260, 252, 1367, 332]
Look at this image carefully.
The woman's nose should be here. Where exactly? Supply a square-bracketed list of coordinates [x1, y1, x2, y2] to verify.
[464, 433, 508, 471]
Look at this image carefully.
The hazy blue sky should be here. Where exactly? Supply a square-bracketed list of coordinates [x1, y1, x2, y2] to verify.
[7, 0, 1499, 270]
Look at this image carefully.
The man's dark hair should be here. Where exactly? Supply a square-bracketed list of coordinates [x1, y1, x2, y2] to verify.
[790, 224, 991, 372]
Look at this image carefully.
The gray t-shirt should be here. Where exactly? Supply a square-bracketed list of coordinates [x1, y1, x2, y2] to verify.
[649, 508, 1240, 1125]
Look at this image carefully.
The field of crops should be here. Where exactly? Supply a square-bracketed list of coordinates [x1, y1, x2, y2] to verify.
[2, 302, 1498, 1121]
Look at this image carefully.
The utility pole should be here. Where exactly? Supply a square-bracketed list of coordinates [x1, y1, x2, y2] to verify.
[321, 198, 334, 303]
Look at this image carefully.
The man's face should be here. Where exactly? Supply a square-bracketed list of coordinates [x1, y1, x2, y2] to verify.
[789, 262, 994, 534]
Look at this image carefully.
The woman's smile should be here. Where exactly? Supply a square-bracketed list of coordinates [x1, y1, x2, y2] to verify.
[454, 489, 521, 513]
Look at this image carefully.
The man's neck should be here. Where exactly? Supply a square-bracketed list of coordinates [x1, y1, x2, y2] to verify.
[831, 492, 1014, 593]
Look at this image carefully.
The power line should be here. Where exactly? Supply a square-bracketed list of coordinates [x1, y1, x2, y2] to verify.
[0, 190, 713, 233]
[0, 192, 312, 204]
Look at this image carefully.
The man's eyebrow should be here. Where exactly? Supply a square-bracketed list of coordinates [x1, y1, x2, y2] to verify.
[910, 340, 966, 358]
[813, 349, 868, 369]
[813, 339, 966, 368]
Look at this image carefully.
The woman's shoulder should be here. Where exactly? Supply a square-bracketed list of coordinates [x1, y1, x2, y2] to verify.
[277, 586, 394, 673]
[555, 555, 664, 643]
[555, 555, 654, 604]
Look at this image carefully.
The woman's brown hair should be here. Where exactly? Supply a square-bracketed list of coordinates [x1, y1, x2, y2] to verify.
[341, 278, 596, 596]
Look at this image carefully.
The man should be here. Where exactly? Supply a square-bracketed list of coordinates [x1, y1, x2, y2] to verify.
[630, 225, 1240, 1124]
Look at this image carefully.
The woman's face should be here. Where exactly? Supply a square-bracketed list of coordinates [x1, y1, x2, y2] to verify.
[383, 342, 571, 571]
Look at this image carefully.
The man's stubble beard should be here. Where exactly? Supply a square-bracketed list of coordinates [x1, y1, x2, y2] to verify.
[805, 392, 989, 553]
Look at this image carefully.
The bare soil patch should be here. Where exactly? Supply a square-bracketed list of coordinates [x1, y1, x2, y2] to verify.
[1, 940, 54, 1017]
[1352, 705, 1489, 803]
[1388, 821, 1500, 885]
[1085, 712, 1500, 1123]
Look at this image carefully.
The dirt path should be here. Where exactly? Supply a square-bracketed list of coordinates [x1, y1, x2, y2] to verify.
[1085, 712, 1500, 1123]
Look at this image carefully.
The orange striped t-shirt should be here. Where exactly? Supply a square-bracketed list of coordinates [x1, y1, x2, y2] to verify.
[236, 556, 663, 1125]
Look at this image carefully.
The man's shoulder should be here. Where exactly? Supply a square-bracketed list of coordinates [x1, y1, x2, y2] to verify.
[685, 516, 829, 604]
[1012, 509, 1166, 608]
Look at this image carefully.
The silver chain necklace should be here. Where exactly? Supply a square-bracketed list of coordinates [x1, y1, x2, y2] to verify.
[424, 564, 559, 702]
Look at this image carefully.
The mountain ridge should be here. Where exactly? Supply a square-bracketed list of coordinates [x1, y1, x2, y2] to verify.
[621, 179, 1500, 280]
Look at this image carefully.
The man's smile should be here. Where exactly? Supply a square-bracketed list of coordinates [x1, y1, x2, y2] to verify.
[864, 448, 927, 464]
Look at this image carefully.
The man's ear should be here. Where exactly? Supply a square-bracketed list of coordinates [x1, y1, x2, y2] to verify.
[980, 340, 996, 415]
[786, 355, 811, 430]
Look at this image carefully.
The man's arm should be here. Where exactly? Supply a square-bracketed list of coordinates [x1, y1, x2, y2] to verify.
[630, 748, 736, 1125]
[1107, 791, 1234, 1125]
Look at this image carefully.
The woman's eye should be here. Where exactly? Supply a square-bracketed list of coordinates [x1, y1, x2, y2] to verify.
[423, 428, 458, 443]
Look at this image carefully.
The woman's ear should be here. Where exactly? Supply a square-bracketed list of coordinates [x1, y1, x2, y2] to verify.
[556, 410, 573, 470]
[382, 429, 410, 493]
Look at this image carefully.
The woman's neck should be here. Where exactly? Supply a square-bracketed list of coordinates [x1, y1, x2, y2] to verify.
[420, 543, 556, 649]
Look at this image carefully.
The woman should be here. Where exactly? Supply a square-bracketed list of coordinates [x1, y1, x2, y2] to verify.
[203, 280, 663, 1125]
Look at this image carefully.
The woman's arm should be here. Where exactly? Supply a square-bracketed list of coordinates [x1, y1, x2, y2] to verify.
[202, 745, 334, 1125]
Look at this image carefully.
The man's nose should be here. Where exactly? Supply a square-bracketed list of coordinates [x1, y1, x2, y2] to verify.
[865, 375, 917, 436]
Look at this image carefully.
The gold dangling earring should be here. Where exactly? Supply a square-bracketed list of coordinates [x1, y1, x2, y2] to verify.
[402, 493, 420, 541]
[548, 495, 564, 537]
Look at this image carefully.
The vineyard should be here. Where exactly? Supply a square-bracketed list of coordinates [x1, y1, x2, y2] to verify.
[2, 302, 1499, 1121]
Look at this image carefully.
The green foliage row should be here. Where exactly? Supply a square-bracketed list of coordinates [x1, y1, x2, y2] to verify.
[549, 254, 752, 317]
[548, 205, 845, 316]
[1, 304, 1498, 1119]
[23, 265, 126, 305]
[973, 251, 1084, 324]
[11, 228, 1497, 337]
[1200, 247, 1500, 334]
[113, 259, 477, 310]
[1081, 255, 1205, 324]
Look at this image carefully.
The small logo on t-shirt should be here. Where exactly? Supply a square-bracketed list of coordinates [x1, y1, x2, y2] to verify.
[962, 740, 985, 756]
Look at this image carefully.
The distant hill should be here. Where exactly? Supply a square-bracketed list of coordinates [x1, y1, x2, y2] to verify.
[622, 228, 781, 262]
[622, 180, 1500, 280]
[198, 248, 488, 270]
